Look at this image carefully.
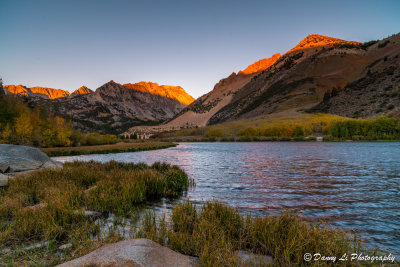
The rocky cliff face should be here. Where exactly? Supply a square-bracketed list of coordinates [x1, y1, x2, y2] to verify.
[123, 82, 195, 105]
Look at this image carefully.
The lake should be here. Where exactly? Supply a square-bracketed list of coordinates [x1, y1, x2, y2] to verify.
[55, 142, 400, 255]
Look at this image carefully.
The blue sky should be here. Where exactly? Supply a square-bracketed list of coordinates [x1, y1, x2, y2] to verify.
[1, 0, 399, 98]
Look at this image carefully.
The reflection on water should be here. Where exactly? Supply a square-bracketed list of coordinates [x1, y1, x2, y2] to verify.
[55, 142, 400, 254]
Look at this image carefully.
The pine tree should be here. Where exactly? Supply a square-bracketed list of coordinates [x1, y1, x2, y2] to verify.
[0, 78, 4, 96]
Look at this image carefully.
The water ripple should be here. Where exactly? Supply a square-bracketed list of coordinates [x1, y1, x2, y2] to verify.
[55, 142, 400, 255]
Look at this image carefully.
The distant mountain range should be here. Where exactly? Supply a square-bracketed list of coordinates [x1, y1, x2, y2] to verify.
[4, 81, 194, 133]
[4, 85, 92, 99]
[5, 32, 400, 135]
[126, 33, 400, 135]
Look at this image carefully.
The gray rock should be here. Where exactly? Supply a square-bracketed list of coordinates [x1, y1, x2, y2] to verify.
[23, 241, 50, 251]
[0, 144, 62, 174]
[83, 210, 102, 219]
[236, 250, 274, 266]
[0, 173, 8, 187]
[1, 248, 11, 254]
[0, 162, 10, 173]
[23, 202, 47, 211]
[74, 210, 103, 220]
[57, 238, 200, 267]
[42, 159, 63, 169]
[58, 243, 72, 250]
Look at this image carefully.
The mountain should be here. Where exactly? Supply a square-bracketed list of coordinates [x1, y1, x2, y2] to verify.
[285, 34, 362, 54]
[22, 80, 189, 133]
[72, 86, 93, 95]
[125, 33, 400, 135]
[4, 85, 70, 99]
[209, 33, 400, 124]
[4, 80, 193, 133]
[4, 85, 93, 98]
[123, 82, 195, 105]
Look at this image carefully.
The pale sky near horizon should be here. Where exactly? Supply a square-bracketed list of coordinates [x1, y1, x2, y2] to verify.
[1, 0, 399, 98]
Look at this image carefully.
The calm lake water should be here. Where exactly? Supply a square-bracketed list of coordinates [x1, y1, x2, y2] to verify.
[55, 142, 400, 255]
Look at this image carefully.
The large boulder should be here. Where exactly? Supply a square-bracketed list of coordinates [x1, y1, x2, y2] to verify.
[57, 238, 200, 267]
[0, 144, 62, 174]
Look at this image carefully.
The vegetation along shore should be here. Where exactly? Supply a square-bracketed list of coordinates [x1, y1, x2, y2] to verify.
[154, 113, 400, 142]
[0, 161, 389, 266]
[41, 141, 176, 157]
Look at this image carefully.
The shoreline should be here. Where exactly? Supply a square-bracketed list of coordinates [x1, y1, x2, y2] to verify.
[41, 141, 176, 157]
[156, 137, 400, 143]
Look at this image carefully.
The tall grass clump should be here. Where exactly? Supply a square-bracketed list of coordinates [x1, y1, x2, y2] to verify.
[149, 201, 382, 267]
[0, 161, 192, 265]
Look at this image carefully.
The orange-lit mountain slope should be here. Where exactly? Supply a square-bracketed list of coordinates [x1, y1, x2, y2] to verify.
[286, 34, 362, 54]
[29, 87, 70, 99]
[239, 53, 281, 75]
[3, 85, 29, 96]
[72, 86, 93, 95]
[4, 85, 70, 99]
[123, 82, 194, 105]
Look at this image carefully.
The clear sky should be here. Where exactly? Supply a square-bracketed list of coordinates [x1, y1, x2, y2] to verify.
[1, 0, 399, 98]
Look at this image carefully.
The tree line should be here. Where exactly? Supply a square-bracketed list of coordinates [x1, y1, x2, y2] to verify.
[237, 116, 400, 140]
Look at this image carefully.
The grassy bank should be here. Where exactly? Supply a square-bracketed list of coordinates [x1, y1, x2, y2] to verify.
[41, 141, 176, 157]
[137, 201, 385, 266]
[0, 161, 192, 266]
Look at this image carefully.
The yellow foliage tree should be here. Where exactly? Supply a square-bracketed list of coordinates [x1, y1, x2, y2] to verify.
[14, 114, 33, 144]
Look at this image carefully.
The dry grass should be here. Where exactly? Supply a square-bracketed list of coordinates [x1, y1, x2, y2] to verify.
[0, 161, 192, 266]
